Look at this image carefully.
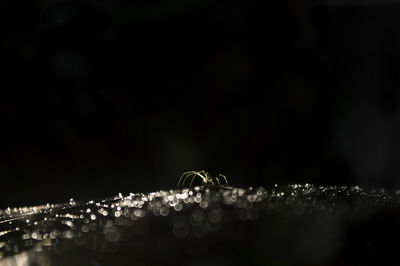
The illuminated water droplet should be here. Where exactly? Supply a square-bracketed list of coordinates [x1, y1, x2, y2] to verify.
[199, 201, 208, 209]
[160, 207, 170, 216]
[191, 209, 205, 223]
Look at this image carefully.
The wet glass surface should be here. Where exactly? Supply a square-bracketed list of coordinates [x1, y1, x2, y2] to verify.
[1, 184, 399, 265]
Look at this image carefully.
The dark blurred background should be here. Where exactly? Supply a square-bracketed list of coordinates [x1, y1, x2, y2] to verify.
[2, 0, 400, 207]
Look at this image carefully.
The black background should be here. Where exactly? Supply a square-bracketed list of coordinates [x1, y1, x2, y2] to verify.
[2, 0, 400, 207]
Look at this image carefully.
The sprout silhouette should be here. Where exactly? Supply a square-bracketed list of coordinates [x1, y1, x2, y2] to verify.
[177, 170, 228, 188]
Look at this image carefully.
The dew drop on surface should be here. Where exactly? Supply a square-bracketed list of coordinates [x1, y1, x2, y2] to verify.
[199, 201, 208, 209]
[160, 207, 169, 216]
[81, 225, 89, 233]
[192, 209, 205, 223]
[174, 203, 183, 212]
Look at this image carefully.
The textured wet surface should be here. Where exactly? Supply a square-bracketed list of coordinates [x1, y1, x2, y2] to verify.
[1, 184, 399, 265]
